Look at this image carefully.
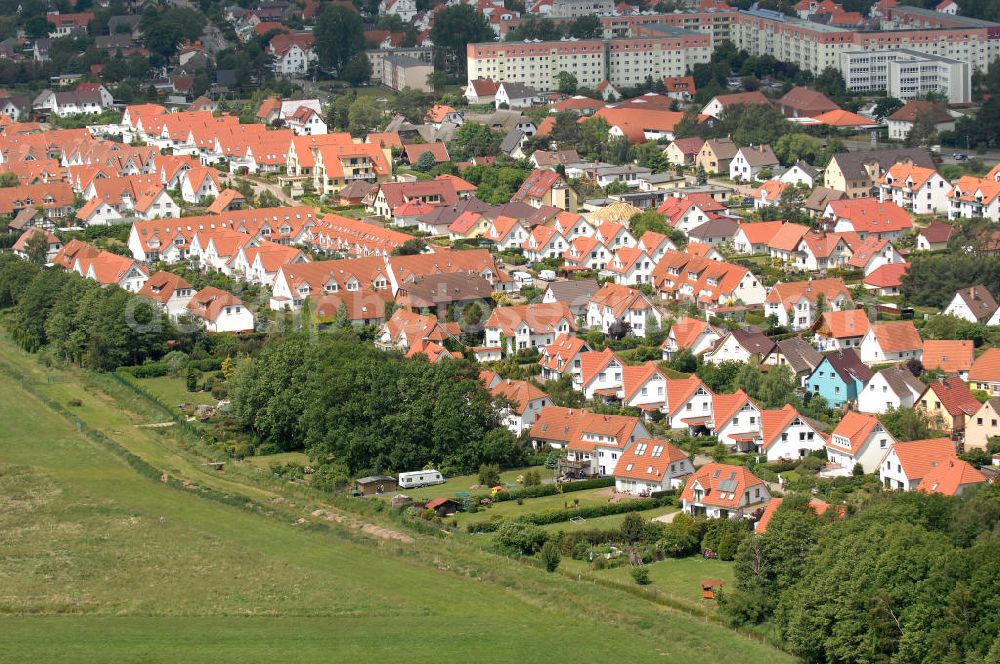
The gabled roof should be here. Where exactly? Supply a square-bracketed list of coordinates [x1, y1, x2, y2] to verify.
[869, 320, 922, 354]
[736, 144, 778, 167]
[952, 285, 998, 323]
[511, 169, 564, 202]
[490, 378, 547, 415]
[761, 404, 821, 450]
[621, 362, 666, 402]
[888, 100, 953, 124]
[778, 86, 839, 116]
[879, 364, 926, 399]
[667, 376, 710, 416]
[969, 347, 1000, 383]
[186, 286, 243, 322]
[922, 377, 981, 417]
[864, 262, 910, 289]
[773, 336, 823, 375]
[711, 389, 756, 430]
[766, 278, 851, 307]
[916, 458, 987, 496]
[918, 221, 956, 244]
[667, 137, 704, 156]
[755, 497, 832, 533]
[921, 340, 975, 375]
[614, 438, 689, 482]
[888, 438, 956, 482]
[812, 109, 878, 127]
[829, 411, 882, 455]
[403, 142, 450, 164]
[812, 309, 871, 339]
[567, 412, 645, 453]
[484, 302, 574, 336]
[579, 347, 622, 388]
[539, 333, 590, 372]
[665, 316, 716, 351]
[138, 270, 191, 305]
[820, 348, 874, 384]
[828, 198, 912, 234]
[679, 462, 766, 509]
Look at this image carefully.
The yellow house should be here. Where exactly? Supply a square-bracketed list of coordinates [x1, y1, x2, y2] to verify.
[965, 398, 1000, 450]
[447, 211, 491, 241]
[695, 138, 738, 175]
[823, 148, 937, 199]
[663, 137, 704, 167]
[917, 377, 982, 436]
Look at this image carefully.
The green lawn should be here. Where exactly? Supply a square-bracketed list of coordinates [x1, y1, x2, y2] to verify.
[539, 505, 680, 533]
[456, 486, 626, 525]
[135, 375, 218, 408]
[397, 466, 552, 501]
[0, 333, 792, 662]
[241, 451, 311, 469]
[598, 557, 737, 606]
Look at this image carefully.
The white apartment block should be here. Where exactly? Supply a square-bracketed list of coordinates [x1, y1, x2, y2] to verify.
[730, 8, 999, 74]
[838, 49, 970, 104]
[467, 30, 712, 90]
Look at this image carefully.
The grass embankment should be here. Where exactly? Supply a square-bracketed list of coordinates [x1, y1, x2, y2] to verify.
[0, 332, 791, 663]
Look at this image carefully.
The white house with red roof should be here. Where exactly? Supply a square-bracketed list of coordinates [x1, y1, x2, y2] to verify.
[268, 33, 317, 75]
[75, 198, 124, 226]
[758, 403, 826, 461]
[824, 198, 913, 241]
[576, 348, 625, 400]
[825, 411, 897, 475]
[186, 286, 255, 333]
[593, 220, 636, 250]
[711, 389, 762, 451]
[660, 316, 722, 361]
[484, 215, 529, 251]
[948, 167, 1000, 222]
[859, 320, 923, 364]
[586, 282, 661, 338]
[656, 195, 724, 233]
[846, 236, 904, 276]
[765, 278, 853, 331]
[614, 439, 693, 495]
[137, 270, 195, 320]
[551, 211, 594, 240]
[12, 227, 61, 263]
[607, 246, 653, 286]
[681, 462, 770, 519]
[879, 163, 949, 215]
[484, 301, 575, 357]
[666, 376, 714, 430]
[794, 231, 857, 271]
[489, 377, 550, 433]
[539, 333, 591, 380]
[563, 236, 610, 270]
[637, 230, 677, 262]
[879, 437, 956, 491]
[179, 167, 221, 204]
[621, 362, 669, 411]
[561, 412, 650, 477]
[286, 105, 327, 136]
[522, 225, 566, 263]
[916, 458, 987, 496]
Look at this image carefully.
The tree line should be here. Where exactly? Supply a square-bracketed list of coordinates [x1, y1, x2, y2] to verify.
[720, 486, 1000, 662]
[227, 335, 527, 476]
[902, 251, 1000, 309]
[0, 255, 195, 371]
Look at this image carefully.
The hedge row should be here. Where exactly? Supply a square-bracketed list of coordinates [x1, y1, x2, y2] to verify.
[119, 358, 223, 378]
[467, 495, 676, 533]
[488, 476, 617, 503]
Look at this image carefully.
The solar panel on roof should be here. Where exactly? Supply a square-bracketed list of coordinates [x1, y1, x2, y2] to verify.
[717, 479, 737, 492]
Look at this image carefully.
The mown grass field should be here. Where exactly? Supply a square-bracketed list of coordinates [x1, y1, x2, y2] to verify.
[0, 333, 792, 663]
[136, 375, 218, 407]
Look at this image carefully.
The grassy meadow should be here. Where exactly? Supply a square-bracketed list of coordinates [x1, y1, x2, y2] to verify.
[0, 333, 792, 663]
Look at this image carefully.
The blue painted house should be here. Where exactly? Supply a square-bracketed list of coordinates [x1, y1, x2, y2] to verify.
[806, 348, 874, 407]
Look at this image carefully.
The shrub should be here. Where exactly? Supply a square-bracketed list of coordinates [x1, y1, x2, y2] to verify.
[522, 468, 541, 486]
[630, 566, 651, 585]
[561, 476, 615, 493]
[478, 463, 501, 487]
[620, 512, 646, 543]
[495, 521, 546, 555]
[540, 540, 561, 572]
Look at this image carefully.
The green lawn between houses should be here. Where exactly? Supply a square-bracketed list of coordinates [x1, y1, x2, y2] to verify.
[136, 374, 219, 407]
[0, 333, 792, 663]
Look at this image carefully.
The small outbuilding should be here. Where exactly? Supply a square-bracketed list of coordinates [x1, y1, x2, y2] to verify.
[354, 475, 398, 496]
[425, 497, 462, 517]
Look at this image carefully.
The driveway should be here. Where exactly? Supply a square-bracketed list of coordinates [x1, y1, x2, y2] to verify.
[220, 173, 298, 206]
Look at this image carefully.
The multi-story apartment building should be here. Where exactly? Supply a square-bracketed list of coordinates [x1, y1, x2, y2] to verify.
[731, 8, 1000, 74]
[838, 49, 970, 103]
[549, 0, 615, 18]
[499, 11, 736, 44]
[466, 29, 711, 90]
